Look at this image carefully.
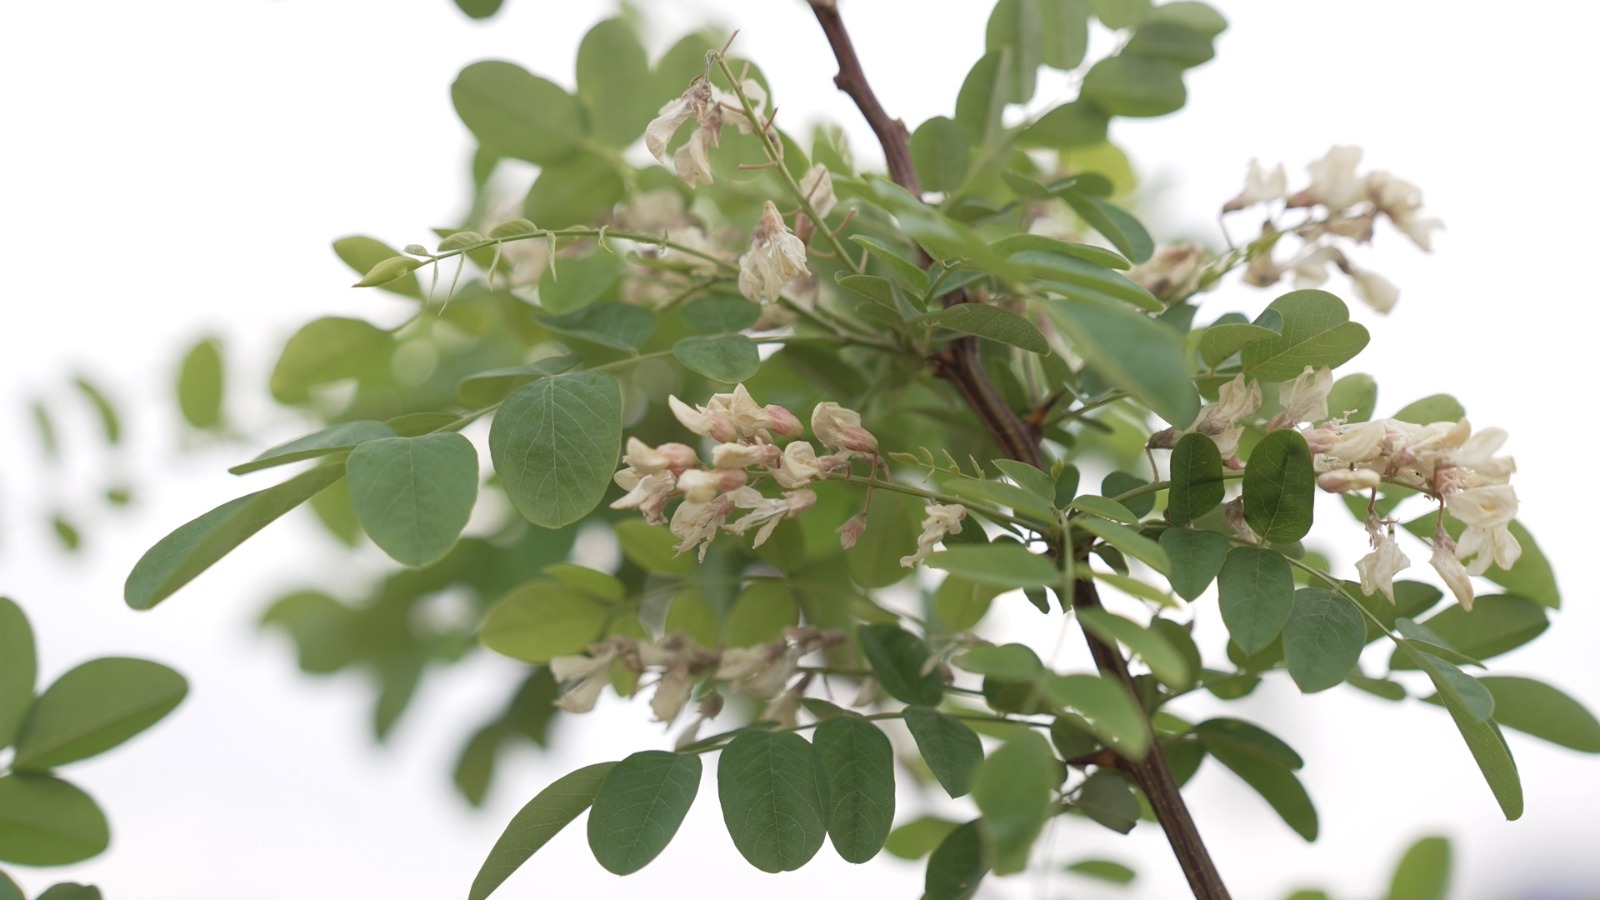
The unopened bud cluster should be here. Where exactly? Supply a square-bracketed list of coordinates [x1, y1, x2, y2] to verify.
[1223, 146, 1442, 312]
[1163, 365, 1518, 610]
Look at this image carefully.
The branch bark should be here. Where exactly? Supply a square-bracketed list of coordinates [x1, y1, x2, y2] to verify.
[805, 4, 1231, 897]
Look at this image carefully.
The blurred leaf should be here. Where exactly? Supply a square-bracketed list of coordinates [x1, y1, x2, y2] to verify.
[1158, 528, 1226, 601]
[903, 706, 983, 798]
[1326, 372, 1377, 422]
[1198, 322, 1278, 369]
[857, 625, 943, 706]
[956, 643, 1043, 681]
[726, 581, 799, 647]
[1045, 296, 1198, 426]
[0, 598, 37, 750]
[177, 336, 225, 430]
[453, 0, 502, 18]
[489, 372, 621, 529]
[231, 421, 396, 476]
[1077, 609, 1190, 689]
[1206, 743, 1317, 840]
[884, 816, 959, 860]
[1060, 191, 1154, 263]
[972, 731, 1056, 873]
[954, 49, 1013, 144]
[1392, 595, 1547, 668]
[673, 335, 761, 383]
[36, 884, 101, 900]
[925, 544, 1059, 589]
[269, 317, 394, 404]
[524, 153, 624, 228]
[1089, 0, 1151, 28]
[1064, 858, 1136, 884]
[0, 774, 108, 866]
[536, 303, 654, 351]
[1074, 770, 1139, 834]
[1039, 673, 1150, 758]
[71, 376, 120, 446]
[537, 252, 625, 316]
[1195, 718, 1303, 770]
[347, 434, 478, 567]
[13, 658, 186, 770]
[1038, 0, 1091, 69]
[468, 762, 615, 900]
[126, 464, 345, 610]
[453, 61, 585, 165]
[682, 294, 761, 335]
[924, 819, 989, 900]
[718, 733, 825, 872]
[1392, 393, 1464, 425]
[1385, 835, 1451, 900]
[575, 19, 653, 147]
[1020, 101, 1108, 148]
[1474, 676, 1600, 752]
[480, 581, 608, 664]
[1080, 55, 1185, 117]
[813, 717, 895, 863]
[910, 116, 971, 193]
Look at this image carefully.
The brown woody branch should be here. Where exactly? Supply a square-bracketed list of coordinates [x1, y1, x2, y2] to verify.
[804, 4, 1230, 897]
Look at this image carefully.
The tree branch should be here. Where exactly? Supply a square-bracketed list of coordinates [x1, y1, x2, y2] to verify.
[804, 4, 1231, 897]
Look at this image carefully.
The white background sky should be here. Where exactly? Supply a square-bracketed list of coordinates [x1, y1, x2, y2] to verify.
[2, 1, 1598, 898]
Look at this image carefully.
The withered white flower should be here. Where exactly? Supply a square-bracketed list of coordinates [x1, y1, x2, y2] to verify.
[1429, 533, 1476, 611]
[1348, 266, 1400, 313]
[1355, 526, 1410, 604]
[1224, 159, 1288, 212]
[798, 163, 837, 219]
[900, 502, 967, 568]
[1270, 365, 1333, 430]
[1292, 145, 1367, 210]
[549, 642, 625, 713]
[738, 201, 810, 304]
[1365, 171, 1443, 251]
[812, 401, 878, 455]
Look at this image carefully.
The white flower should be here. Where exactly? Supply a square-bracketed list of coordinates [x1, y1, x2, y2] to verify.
[900, 502, 967, 568]
[1271, 366, 1332, 430]
[669, 385, 794, 443]
[1365, 171, 1443, 251]
[1429, 533, 1476, 611]
[812, 401, 879, 455]
[1349, 267, 1399, 313]
[672, 125, 718, 187]
[799, 164, 837, 219]
[650, 662, 695, 725]
[1316, 468, 1381, 493]
[610, 470, 676, 525]
[711, 442, 780, 471]
[1456, 523, 1522, 575]
[1355, 526, 1410, 604]
[721, 486, 792, 548]
[1127, 243, 1208, 304]
[771, 440, 825, 489]
[717, 642, 798, 699]
[645, 82, 708, 163]
[1446, 484, 1518, 528]
[737, 202, 810, 303]
[1224, 159, 1288, 212]
[670, 494, 735, 561]
[550, 642, 624, 713]
[1190, 374, 1261, 459]
[1292, 146, 1368, 210]
[1291, 245, 1344, 288]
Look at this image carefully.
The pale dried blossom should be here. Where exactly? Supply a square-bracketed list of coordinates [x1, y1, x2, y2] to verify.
[1223, 159, 1288, 212]
[1127, 243, 1211, 305]
[812, 402, 879, 455]
[1429, 531, 1477, 611]
[1356, 524, 1410, 604]
[645, 77, 770, 188]
[836, 513, 868, 550]
[798, 164, 837, 219]
[1267, 365, 1332, 431]
[550, 639, 628, 713]
[1152, 373, 1261, 462]
[900, 502, 968, 568]
[737, 201, 810, 304]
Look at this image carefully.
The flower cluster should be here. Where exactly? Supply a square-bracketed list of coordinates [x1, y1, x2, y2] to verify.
[737, 201, 811, 304]
[548, 627, 844, 740]
[1171, 364, 1518, 610]
[1225, 146, 1442, 312]
[646, 76, 770, 187]
[611, 385, 877, 560]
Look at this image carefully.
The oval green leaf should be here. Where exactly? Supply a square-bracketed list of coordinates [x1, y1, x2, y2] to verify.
[479, 581, 609, 664]
[919, 304, 1050, 354]
[972, 731, 1056, 874]
[902, 706, 984, 799]
[1242, 429, 1315, 544]
[1158, 527, 1227, 601]
[0, 774, 108, 866]
[489, 371, 621, 529]
[857, 624, 943, 706]
[346, 434, 479, 567]
[269, 317, 394, 404]
[452, 61, 585, 165]
[718, 732, 826, 872]
[813, 716, 895, 863]
[588, 751, 702, 875]
[1476, 676, 1600, 753]
[176, 336, 224, 430]
[230, 420, 396, 475]
[924, 544, 1059, 590]
[13, 658, 186, 771]
[1281, 588, 1365, 693]
[1240, 290, 1370, 381]
[924, 819, 990, 900]
[1167, 432, 1224, 525]
[468, 761, 616, 900]
[1045, 296, 1199, 427]
[672, 335, 761, 383]
[1216, 547, 1295, 655]
[0, 598, 36, 750]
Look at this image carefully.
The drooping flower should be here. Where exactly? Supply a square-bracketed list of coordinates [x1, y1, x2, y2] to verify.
[1269, 365, 1333, 430]
[836, 513, 868, 550]
[1127, 243, 1209, 305]
[610, 470, 676, 525]
[670, 494, 736, 561]
[1355, 525, 1410, 604]
[549, 640, 627, 713]
[1290, 146, 1368, 210]
[1429, 531, 1476, 611]
[1223, 159, 1289, 212]
[1348, 266, 1400, 313]
[900, 502, 968, 568]
[1365, 171, 1443, 251]
[737, 201, 810, 303]
[812, 402, 879, 455]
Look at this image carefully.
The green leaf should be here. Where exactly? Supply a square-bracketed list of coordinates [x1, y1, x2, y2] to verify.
[1020, 101, 1108, 149]
[1061, 192, 1154, 263]
[1475, 676, 1600, 753]
[985, 0, 1043, 103]
[1158, 528, 1226, 601]
[176, 336, 224, 429]
[850, 236, 930, 293]
[269, 317, 394, 404]
[1402, 645, 1522, 819]
[0, 774, 108, 866]
[490, 372, 621, 529]
[1166, 432, 1224, 525]
[924, 544, 1059, 589]
[813, 717, 895, 863]
[1243, 429, 1315, 544]
[1216, 547, 1295, 655]
[351, 254, 425, 288]
[1038, 0, 1091, 69]
[36, 884, 100, 900]
[615, 519, 696, 576]
[954, 49, 1013, 144]
[664, 592, 720, 648]
[1206, 744, 1317, 840]
[1392, 393, 1465, 425]
[857, 625, 943, 706]
[70, 376, 120, 445]
[1198, 322, 1279, 369]
[836, 273, 900, 311]
[1195, 718, 1303, 770]
[672, 335, 761, 383]
[938, 475, 1055, 523]
[453, 61, 585, 165]
[480, 581, 609, 664]
[992, 460, 1055, 503]
[903, 706, 984, 798]
[1385, 835, 1451, 900]
[334, 235, 422, 298]
[1045, 296, 1199, 426]
[1064, 858, 1136, 884]
[956, 644, 1043, 681]
[468, 762, 616, 900]
[537, 302, 655, 350]
[682, 294, 761, 334]
[1089, 0, 1152, 27]
[453, 0, 502, 17]
[12, 658, 186, 771]
[456, 356, 584, 407]
[884, 816, 959, 860]
[1074, 770, 1140, 834]
[126, 463, 346, 610]
[1124, 20, 1218, 67]
[1076, 609, 1191, 689]
[0, 598, 36, 750]
[1240, 290, 1370, 381]
[524, 153, 625, 228]
[910, 116, 971, 193]
[972, 731, 1056, 874]
[588, 751, 702, 875]
[534, 251, 623, 316]
[1039, 674, 1150, 758]
[717, 732, 826, 872]
[1281, 588, 1365, 693]
[575, 18, 652, 148]
[345, 435, 478, 568]
[1392, 595, 1547, 668]
[230, 420, 396, 475]
[924, 820, 990, 900]
[1080, 54, 1185, 117]
[726, 581, 799, 647]
[1326, 372, 1377, 422]
[1076, 517, 1169, 573]
[919, 304, 1049, 354]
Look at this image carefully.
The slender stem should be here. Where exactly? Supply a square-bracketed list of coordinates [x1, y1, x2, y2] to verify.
[805, 5, 1232, 897]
